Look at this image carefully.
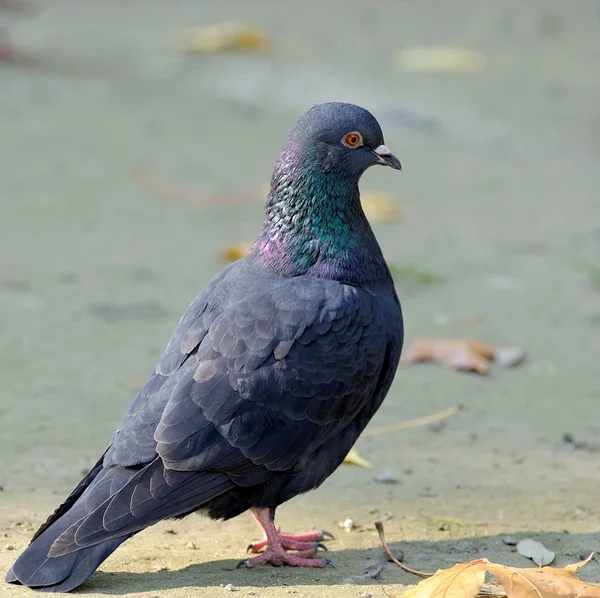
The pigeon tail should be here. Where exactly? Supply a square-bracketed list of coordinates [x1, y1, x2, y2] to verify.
[5, 509, 130, 593]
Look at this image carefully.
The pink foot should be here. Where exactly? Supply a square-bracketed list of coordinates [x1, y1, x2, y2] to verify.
[239, 547, 335, 569]
[247, 530, 333, 554]
[241, 507, 335, 569]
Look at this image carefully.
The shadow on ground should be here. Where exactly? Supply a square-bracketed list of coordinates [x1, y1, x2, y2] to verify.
[80, 532, 600, 595]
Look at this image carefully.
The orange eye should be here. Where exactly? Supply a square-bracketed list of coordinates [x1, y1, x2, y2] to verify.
[342, 131, 363, 148]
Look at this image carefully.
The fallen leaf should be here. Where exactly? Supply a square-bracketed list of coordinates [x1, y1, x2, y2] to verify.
[386, 554, 600, 598]
[177, 23, 269, 54]
[397, 47, 485, 75]
[516, 539, 555, 567]
[361, 192, 402, 223]
[422, 513, 466, 532]
[343, 447, 372, 468]
[401, 338, 495, 375]
[220, 243, 251, 262]
[378, 520, 600, 598]
[399, 560, 487, 598]
[484, 554, 599, 598]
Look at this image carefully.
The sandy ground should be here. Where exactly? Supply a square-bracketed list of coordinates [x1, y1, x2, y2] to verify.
[1, 0, 600, 596]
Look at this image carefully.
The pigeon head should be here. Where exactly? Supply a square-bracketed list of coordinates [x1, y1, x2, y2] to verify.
[286, 102, 401, 178]
[252, 102, 400, 283]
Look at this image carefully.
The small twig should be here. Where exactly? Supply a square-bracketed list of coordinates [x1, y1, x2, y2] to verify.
[363, 404, 463, 437]
[132, 166, 258, 207]
[375, 522, 433, 578]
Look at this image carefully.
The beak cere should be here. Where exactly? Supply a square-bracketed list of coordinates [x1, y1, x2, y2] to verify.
[374, 145, 402, 170]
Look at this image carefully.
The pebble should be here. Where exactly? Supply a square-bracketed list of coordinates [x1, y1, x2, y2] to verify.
[223, 584, 238, 591]
[494, 346, 526, 368]
[4, 544, 15, 551]
[340, 519, 354, 532]
[502, 535, 518, 546]
[185, 541, 197, 549]
[580, 551, 596, 561]
[374, 473, 400, 485]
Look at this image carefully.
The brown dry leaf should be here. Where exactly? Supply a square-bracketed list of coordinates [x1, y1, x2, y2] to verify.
[342, 446, 372, 468]
[398, 560, 487, 598]
[401, 338, 495, 375]
[361, 191, 402, 223]
[219, 243, 251, 262]
[397, 47, 485, 75]
[177, 23, 269, 54]
[484, 554, 600, 598]
[388, 554, 600, 598]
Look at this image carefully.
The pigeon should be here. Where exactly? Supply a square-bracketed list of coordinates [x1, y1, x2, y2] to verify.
[6, 102, 404, 592]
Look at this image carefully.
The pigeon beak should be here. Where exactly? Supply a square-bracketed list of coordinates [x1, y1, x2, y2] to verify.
[373, 145, 402, 170]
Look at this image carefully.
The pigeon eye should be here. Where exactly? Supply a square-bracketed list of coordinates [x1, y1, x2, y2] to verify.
[342, 132, 363, 148]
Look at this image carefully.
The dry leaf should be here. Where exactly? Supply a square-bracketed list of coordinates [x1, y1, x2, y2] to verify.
[343, 447, 372, 468]
[516, 539, 555, 567]
[484, 554, 600, 598]
[378, 520, 600, 598]
[389, 555, 600, 598]
[397, 47, 485, 75]
[361, 192, 402, 223]
[177, 23, 269, 54]
[400, 560, 487, 598]
[401, 338, 495, 375]
[220, 243, 251, 262]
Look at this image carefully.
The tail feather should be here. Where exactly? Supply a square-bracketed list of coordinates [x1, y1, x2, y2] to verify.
[6, 536, 128, 593]
[5, 498, 130, 592]
[6, 457, 235, 592]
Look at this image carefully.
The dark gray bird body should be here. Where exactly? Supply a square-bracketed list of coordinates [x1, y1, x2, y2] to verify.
[7, 102, 403, 592]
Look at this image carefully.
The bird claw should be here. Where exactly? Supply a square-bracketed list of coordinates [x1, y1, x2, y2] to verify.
[237, 551, 336, 569]
[246, 529, 333, 554]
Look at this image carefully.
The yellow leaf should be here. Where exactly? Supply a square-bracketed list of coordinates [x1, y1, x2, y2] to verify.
[399, 560, 487, 598]
[177, 23, 269, 54]
[387, 555, 600, 598]
[484, 555, 600, 598]
[361, 191, 402, 223]
[219, 243, 251, 262]
[397, 47, 485, 75]
[343, 447, 372, 468]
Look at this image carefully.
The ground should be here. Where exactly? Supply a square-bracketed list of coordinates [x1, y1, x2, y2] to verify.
[1, 1, 600, 597]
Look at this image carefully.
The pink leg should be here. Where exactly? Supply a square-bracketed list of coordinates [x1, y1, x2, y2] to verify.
[238, 508, 335, 569]
[247, 509, 333, 554]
